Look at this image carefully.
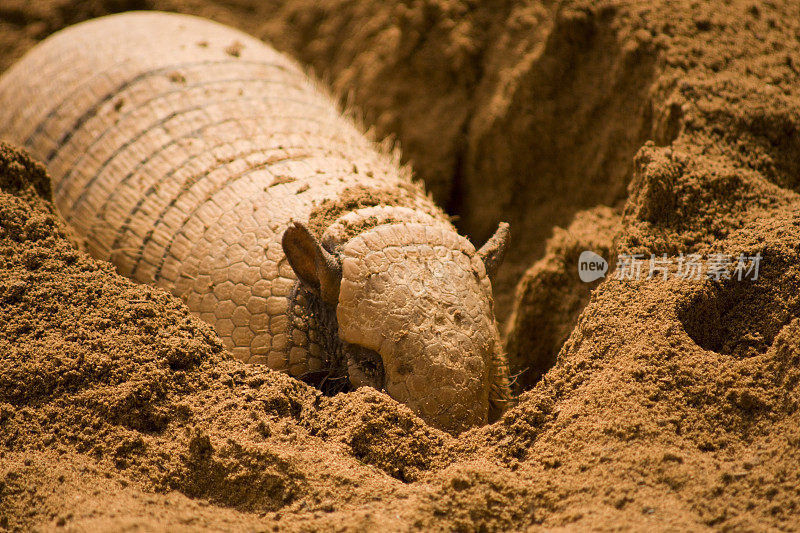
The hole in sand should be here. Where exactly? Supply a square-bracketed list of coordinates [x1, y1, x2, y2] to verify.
[678, 275, 799, 358]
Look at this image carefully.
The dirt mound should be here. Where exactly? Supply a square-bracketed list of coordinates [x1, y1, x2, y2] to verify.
[2, 0, 800, 530]
[0, 144, 459, 530]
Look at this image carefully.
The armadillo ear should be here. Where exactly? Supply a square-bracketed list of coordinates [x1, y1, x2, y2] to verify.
[282, 221, 342, 306]
[476, 222, 510, 280]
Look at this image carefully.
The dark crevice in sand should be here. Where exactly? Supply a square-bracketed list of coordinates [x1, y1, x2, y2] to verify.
[459, 4, 661, 323]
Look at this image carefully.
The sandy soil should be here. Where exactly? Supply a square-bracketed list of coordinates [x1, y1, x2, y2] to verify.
[1, 0, 800, 530]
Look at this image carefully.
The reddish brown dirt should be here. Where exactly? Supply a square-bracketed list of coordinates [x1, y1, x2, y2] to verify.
[1, 0, 800, 530]
[505, 206, 620, 392]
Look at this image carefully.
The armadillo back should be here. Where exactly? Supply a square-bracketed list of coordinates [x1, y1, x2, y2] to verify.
[0, 12, 425, 370]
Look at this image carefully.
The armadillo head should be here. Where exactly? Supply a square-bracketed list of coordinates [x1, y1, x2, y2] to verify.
[282, 210, 509, 434]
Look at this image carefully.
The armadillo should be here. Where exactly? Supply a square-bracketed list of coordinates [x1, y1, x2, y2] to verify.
[0, 11, 510, 433]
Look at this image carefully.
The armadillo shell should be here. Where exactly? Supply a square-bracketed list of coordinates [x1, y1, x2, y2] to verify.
[0, 11, 433, 372]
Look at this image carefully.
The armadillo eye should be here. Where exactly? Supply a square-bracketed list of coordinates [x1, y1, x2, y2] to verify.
[344, 342, 385, 390]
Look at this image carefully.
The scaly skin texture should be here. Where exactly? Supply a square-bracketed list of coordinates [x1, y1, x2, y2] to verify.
[0, 11, 510, 433]
[337, 221, 500, 428]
